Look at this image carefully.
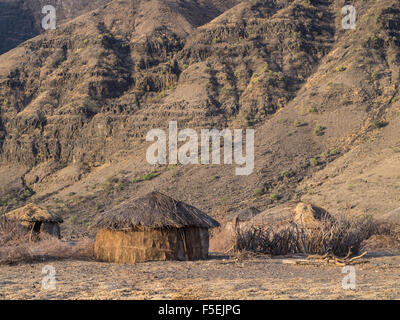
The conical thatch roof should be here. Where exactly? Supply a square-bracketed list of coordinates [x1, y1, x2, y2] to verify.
[227, 207, 260, 222]
[93, 191, 220, 230]
[5, 204, 63, 223]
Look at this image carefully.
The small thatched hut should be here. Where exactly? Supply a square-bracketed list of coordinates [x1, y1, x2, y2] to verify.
[293, 202, 332, 228]
[93, 191, 220, 264]
[5, 203, 63, 239]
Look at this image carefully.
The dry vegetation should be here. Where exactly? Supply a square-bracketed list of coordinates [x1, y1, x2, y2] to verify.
[234, 215, 397, 257]
[0, 0, 400, 299]
[0, 218, 94, 265]
[0, 0, 399, 244]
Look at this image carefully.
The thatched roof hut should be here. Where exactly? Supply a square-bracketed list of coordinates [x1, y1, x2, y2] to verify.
[227, 207, 261, 223]
[225, 207, 261, 232]
[5, 203, 63, 239]
[93, 191, 220, 264]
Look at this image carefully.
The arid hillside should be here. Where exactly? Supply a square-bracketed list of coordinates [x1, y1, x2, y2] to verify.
[0, 0, 399, 239]
[0, 0, 113, 55]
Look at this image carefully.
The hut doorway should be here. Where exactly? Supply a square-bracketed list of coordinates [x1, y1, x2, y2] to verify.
[33, 221, 42, 233]
[30, 221, 42, 241]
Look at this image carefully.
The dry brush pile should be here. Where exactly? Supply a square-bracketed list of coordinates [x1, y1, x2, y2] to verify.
[234, 213, 394, 257]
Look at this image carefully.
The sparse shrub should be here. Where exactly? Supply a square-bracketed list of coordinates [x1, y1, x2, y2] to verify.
[143, 172, 159, 181]
[254, 189, 263, 197]
[68, 216, 77, 224]
[310, 158, 319, 166]
[133, 171, 159, 183]
[362, 35, 382, 48]
[308, 106, 317, 113]
[23, 189, 34, 199]
[335, 66, 347, 72]
[220, 197, 229, 206]
[281, 170, 289, 178]
[213, 36, 222, 43]
[374, 120, 388, 128]
[313, 125, 324, 136]
[371, 70, 379, 80]
[103, 175, 125, 191]
[328, 148, 339, 156]
[205, 80, 213, 89]
[244, 114, 255, 127]
[340, 97, 351, 105]
[294, 120, 302, 127]
[114, 183, 124, 192]
[269, 193, 278, 201]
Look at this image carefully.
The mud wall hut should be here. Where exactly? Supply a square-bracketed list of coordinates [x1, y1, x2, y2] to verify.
[93, 191, 220, 264]
[5, 203, 63, 239]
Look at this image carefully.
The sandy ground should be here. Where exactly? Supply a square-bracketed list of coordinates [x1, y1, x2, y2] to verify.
[1, 252, 400, 300]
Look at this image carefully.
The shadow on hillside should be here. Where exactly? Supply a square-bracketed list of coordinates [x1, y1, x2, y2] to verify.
[0, 2, 39, 54]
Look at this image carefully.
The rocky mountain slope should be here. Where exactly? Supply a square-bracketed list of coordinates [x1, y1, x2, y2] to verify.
[0, 0, 113, 55]
[0, 0, 399, 238]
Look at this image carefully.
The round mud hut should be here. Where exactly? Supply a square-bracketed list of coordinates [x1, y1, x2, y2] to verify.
[93, 191, 220, 264]
[5, 203, 63, 239]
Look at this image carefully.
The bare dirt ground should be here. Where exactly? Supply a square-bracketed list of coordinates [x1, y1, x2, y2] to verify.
[1, 252, 400, 300]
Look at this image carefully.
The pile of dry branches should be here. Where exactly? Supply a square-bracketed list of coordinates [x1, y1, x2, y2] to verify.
[306, 250, 368, 266]
[234, 214, 377, 257]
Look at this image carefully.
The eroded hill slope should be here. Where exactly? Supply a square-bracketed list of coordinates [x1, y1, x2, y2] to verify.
[0, 0, 114, 55]
[0, 0, 399, 238]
